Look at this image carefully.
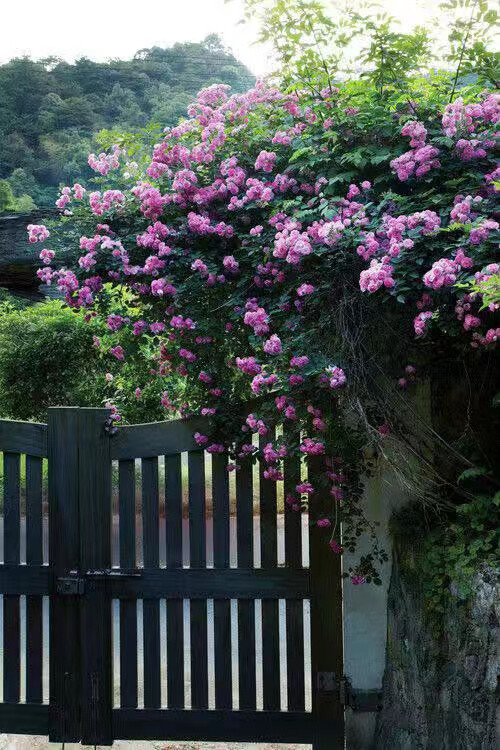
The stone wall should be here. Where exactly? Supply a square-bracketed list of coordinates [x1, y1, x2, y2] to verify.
[374, 544, 499, 750]
[0, 211, 58, 289]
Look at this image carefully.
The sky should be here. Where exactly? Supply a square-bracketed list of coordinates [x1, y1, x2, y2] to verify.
[0, 0, 449, 76]
[0, 0, 272, 74]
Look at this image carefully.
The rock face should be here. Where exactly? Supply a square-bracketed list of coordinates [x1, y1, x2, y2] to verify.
[374, 547, 499, 750]
[0, 211, 58, 289]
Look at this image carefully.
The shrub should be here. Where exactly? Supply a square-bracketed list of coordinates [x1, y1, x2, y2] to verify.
[0, 298, 182, 423]
[0, 300, 104, 420]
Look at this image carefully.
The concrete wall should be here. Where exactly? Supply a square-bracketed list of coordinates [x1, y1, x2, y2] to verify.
[343, 465, 408, 749]
[342, 382, 431, 748]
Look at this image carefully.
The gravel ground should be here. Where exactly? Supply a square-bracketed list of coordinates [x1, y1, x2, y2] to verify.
[0, 739, 309, 750]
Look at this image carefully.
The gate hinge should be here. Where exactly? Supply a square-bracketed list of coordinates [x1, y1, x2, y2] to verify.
[56, 572, 85, 595]
[317, 673, 383, 712]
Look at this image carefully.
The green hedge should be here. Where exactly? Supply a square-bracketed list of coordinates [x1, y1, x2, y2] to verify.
[0, 296, 183, 423]
[0, 299, 103, 420]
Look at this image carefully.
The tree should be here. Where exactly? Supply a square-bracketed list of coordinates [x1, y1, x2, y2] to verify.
[0, 180, 15, 212]
[105, 84, 146, 128]
[0, 42, 255, 208]
[7, 167, 37, 198]
[146, 84, 192, 126]
[13, 194, 37, 211]
[0, 132, 35, 176]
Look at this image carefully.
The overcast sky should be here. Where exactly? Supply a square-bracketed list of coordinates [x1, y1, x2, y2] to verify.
[1, 0, 449, 76]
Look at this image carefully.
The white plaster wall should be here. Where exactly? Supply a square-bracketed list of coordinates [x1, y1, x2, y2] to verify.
[343, 467, 409, 749]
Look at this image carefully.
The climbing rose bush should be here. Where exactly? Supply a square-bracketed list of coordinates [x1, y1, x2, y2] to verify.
[36, 81, 499, 583]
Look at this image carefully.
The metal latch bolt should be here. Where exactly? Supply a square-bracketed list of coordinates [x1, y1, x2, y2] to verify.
[56, 574, 85, 595]
[56, 568, 143, 595]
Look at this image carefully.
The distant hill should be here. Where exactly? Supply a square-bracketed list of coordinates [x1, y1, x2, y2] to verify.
[0, 35, 255, 209]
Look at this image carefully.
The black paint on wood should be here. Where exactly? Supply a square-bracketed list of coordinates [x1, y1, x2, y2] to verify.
[26, 454, 43, 703]
[212, 453, 232, 709]
[0, 564, 49, 594]
[259, 432, 280, 710]
[0, 412, 344, 748]
[236, 457, 256, 710]
[259, 431, 278, 567]
[0, 420, 47, 457]
[0, 703, 49, 735]
[85, 566, 310, 599]
[78, 408, 113, 745]
[165, 453, 184, 708]
[309, 455, 344, 749]
[190, 600, 208, 709]
[165, 453, 183, 568]
[166, 599, 184, 708]
[188, 450, 208, 709]
[236, 457, 254, 568]
[113, 707, 343, 743]
[142, 457, 161, 709]
[118, 459, 138, 708]
[48, 408, 81, 742]
[283, 428, 305, 711]
[3, 452, 20, 703]
[188, 450, 206, 568]
[111, 416, 209, 459]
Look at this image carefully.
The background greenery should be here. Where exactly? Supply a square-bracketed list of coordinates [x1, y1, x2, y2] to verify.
[0, 294, 180, 422]
[0, 35, 254, 211]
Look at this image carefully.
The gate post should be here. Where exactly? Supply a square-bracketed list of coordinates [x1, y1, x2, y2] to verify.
[48, 407, 82, 742]
[309, 455, 345, 749]
[48, 407, 113, 745]
[78, 408, 113, 745]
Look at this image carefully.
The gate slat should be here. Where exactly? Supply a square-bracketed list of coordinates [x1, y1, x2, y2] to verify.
[309, 454, 344, 748]
[236, 457, 256, 710]
[285, 599, 305, 711]
[212, 453, 232, 709]
[188, 450, 208, 709]
[283, 427, 305, 711]
[3, 452, 21, 703]
[165, 454, 183, 568]
[165, 453, 184, 709]
[78, 408, 113, 745]
[119, 459, 138, 708]
[26, 455, 43, 703]
[142, 457, 161, 709]
[48, 408, 81, 742]
[259, 432, 280, 710]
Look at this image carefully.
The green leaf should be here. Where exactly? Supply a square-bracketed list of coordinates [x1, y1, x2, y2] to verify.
[288, 147, 313, 163]
[370, 152, 392, 165]
[457, 466, 489, 483]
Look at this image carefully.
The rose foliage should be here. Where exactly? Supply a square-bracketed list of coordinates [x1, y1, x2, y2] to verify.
[33, 31, 499, 583]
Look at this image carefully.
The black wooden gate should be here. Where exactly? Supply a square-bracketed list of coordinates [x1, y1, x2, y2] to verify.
[0, 407, 344, 747]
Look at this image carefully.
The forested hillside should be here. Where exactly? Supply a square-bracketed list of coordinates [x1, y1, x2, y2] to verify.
[0, 35, 254, 210]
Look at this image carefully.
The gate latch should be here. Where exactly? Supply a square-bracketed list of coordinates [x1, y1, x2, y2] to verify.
[56, 568, 143, 595]
[56, 572, 85, 595]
